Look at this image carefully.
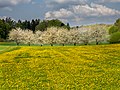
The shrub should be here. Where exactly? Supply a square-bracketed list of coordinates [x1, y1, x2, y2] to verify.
[109, 32, 120, 43]
[109, 26, 119, 34]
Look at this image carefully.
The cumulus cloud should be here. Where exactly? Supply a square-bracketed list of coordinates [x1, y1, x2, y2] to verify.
[72, 3, 120, 16]
[45, 3, 120, 23]
[101, 0, 120, 2]
[47, 0, 86, 4]
[45, 8, 73, 19]
[45, 0, 87, 8]
[0, 0, 32, 8]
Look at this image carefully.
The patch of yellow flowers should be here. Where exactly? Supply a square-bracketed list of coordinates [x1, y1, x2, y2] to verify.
[0, 44, 120, 89]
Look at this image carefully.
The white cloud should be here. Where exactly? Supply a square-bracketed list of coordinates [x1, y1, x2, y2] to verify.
[0, 0, 32, 7]
[72, 3, 120, 16]
[45, 3, 120, 23]
[45, 8, 73, 19]
[101, 0, 120, 2]
[49, 0, 78, 4]
[46, 0, 87, 4]
[45, 0, 87, 8]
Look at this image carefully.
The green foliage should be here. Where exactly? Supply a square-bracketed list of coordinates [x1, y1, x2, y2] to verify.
[0, 19, 11, 39]
[16, 19, 40, 33]
[47, 19, 64, 27]
[0, 42, 16, 46]
[114, 18, 120, 28]
[0, 46, 20, 54]
[109, 32, 120, 43]
[109, 25, 119, 34]
[109, 18, 120, 43]
[35, 19, 70, 31]
[67, 23, 70, 30]
[109, 18, 120, 34]
[35, 20, 47, 31]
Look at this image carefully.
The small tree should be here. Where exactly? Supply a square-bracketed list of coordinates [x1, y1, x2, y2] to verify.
[21, 30, 35, 46]
[91, 26, 109, 45]
[109, 25, 119, 34]
[109, 32, 120, 43]
[9, 28, 24, 45]
[56, 28, 69, 46]
[79, 27, 92, 45]
[41, 27, 58, 46]
[68, 29, 81, 46]
[109, 18, 120, 33]
[35, 31, 43, 46]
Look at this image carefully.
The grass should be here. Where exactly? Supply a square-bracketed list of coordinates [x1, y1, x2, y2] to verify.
[0, 46, 8, 51]
[0, 44, 120, 89]
[0, 42, 16, 46]
[0, 46, 21, 54]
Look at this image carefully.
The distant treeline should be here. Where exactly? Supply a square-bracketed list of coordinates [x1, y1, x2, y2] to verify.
[0, 17, 70, 41]
[1, 17, 120, 44]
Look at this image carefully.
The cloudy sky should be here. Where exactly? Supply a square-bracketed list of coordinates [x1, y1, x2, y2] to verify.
[0, 0, 120, 26]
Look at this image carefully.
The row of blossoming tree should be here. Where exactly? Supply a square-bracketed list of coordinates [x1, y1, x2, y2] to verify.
[9, 26, 109, 46]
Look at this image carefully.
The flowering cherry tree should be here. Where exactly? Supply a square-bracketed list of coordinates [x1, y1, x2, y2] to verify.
[91, 26, 109, 45]
[9, 28, 24, 45]
[68, 29, 81, 46]
[56, 28, 69, 46]
[21, 30, 35, 46]
[35, 31, 43, 46]
[79, 27, 93, 45]
[41, 27, 58, 46]
[9, 26, 109, 46]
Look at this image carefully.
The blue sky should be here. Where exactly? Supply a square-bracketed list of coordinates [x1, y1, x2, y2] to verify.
[0, 0, 120, 26]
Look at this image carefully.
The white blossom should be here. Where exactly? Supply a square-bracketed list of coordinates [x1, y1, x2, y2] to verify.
[9, 28, 24, 45]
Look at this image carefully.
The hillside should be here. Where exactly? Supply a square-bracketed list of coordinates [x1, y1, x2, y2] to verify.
[0, 45, 120, 89]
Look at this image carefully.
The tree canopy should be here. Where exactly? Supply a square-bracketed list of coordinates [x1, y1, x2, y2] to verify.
[35, 19, 70, 31]
[109, 18, 120, 43]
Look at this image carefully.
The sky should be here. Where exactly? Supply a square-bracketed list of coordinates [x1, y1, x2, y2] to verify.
[0, 0, 120, 26]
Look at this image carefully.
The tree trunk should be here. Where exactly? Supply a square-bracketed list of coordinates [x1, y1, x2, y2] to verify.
[74, 43, 76, 46]
[16, 42, 19, 46]
[51, 44, 53, 46]
[96, 39, 99, 45]
[84, 41, 88, 45]
[84, 43, 88, 45]
[96, 42, 99, 45]
[28, 42, 30, 46]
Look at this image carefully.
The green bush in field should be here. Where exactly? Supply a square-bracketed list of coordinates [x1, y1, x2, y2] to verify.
[109, 18, 120, 43]
[109, 32, 120, 43]
[109, 25, 119, 34]
[109, 18, 120, 35]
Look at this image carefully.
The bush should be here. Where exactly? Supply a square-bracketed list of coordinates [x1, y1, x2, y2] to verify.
[109, 32, 120, 43]
[109, 26, 119, 34]
[35, 19, 70, 31]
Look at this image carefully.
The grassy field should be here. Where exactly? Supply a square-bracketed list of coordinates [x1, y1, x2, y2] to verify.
[0, 44, 120, 90]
